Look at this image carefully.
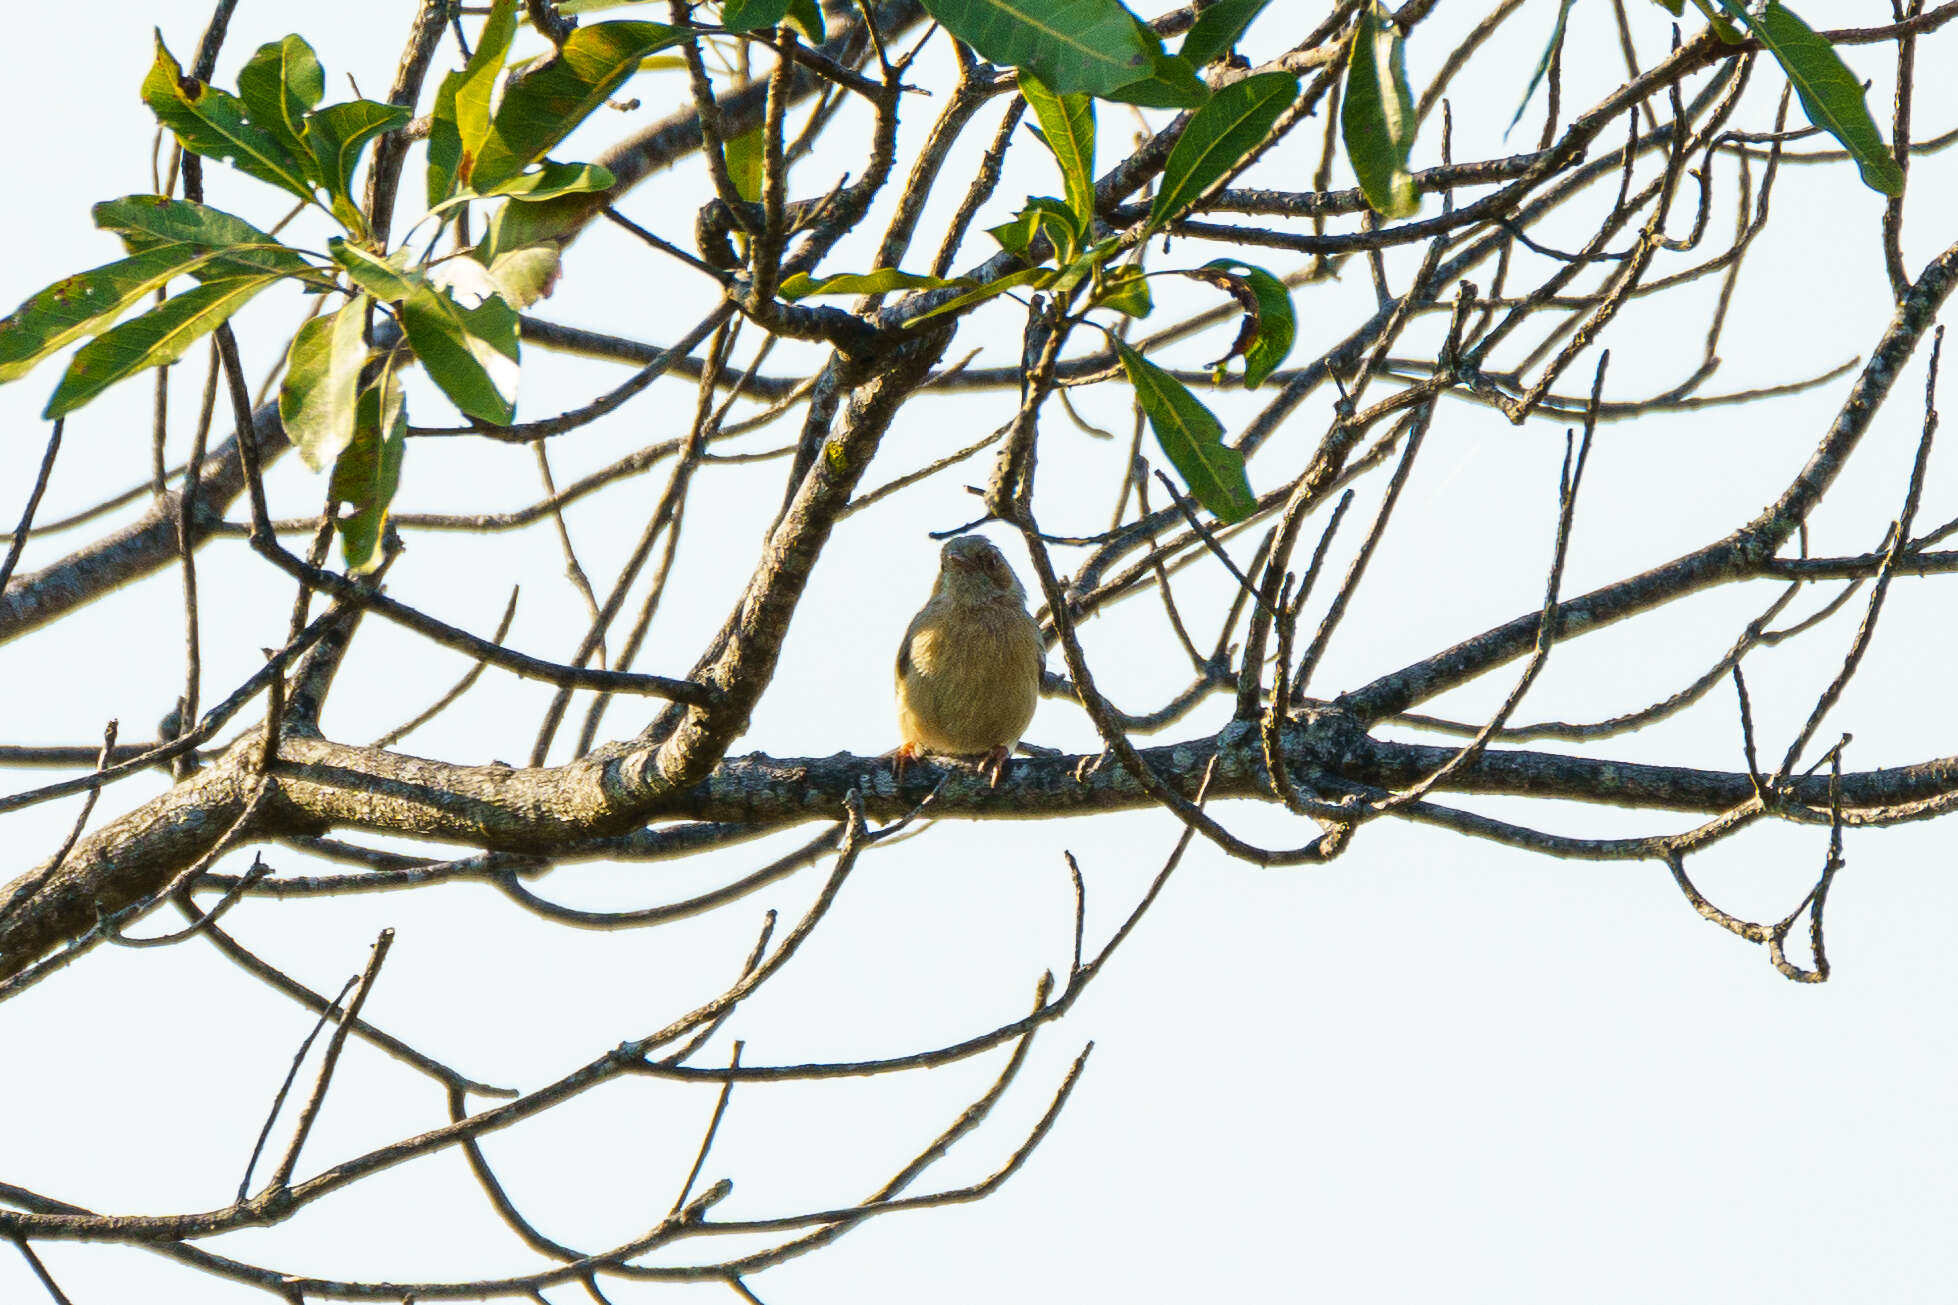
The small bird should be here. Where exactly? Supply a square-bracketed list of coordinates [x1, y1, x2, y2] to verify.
[895, 536, 1044, 787]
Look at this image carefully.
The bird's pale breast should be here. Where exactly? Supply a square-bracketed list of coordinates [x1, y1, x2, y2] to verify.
[896, 597, 1042, 755]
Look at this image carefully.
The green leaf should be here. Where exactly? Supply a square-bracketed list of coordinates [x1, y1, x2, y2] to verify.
[1021, 73, 1096, 228]
[93, 196, 314, 281]
[0, 244, 223, 384]
[306, 99, 413, 232]
[470, 21, 689, 193]
[723, 124, 765, 204]
[1180, 0, 1271, 68]
[1104, 47, 1206, 108]
[987, 197, 1083, 264]
[429, 0, 519, 205]
[476, 194, 590, 263]
[903, 266, 1050, 325]
[236, 35, 326, 172]
[1090, 265, 1151, 317]
[329, 237, 419, 301]
[485, 244, 563, 307]
[779, 269, 972, 300]
[785, 0, 826, 41]
[1507, 0, 1573, 136]
[280, 299, 370, 471]
[142, 33, 316, 205]
[400, 280, 520, 424]
[1709, 0, 1903, 195]
[329, 375, 406, 574]
[480, 159, 618, 200]
[1115, 340, 1253, 522]
[917, 0, 1160, 98]
[1650, 0, 1684, 12]
[1200, 258, 1293, 387]
[722, 0, 791, 31]
[1150, 70, 1298, 226]
[1341, 1, 1419, 219]
[43, 276, 278, 419]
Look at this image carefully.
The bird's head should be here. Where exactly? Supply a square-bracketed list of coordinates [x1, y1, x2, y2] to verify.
[934, 536, 1028, 605]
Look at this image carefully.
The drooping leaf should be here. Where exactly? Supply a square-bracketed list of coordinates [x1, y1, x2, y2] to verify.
[1021, 73, 1096, 228]
[917, 0, 1160, 98]
[723, 124, 766, 203]
[43, 276, 278, 418]
[430, 0, 519, 205]
[329, 375, 406, 574]
[987, 197, 1084, 265]
[142, 34, 316, 205]
[1100, 47, 1210, 109]
[0, 244, 226, 384]
[236, 35, 327, 172]
[1115, 340, 1254, 522]
[903, 266, 1050, 325]
[480, 159, 618, 201]
[281, 299, 370, 471]
[1506, 0, 1574, 136]
[1180, 0, 1271, 68]
[470, 21, 689, 193]
[485, 244, 563, 307]
[1650, 0, 1684, 13]
[1709, 0, 1904, 195]
[779, 269, 972, 300]
[1199, 258, 1293, 387]
[1341, 1, 1419, 219]
[722, 0, 791, 31]
[93, 197, 314, 281]
[1090, 265, 1151, 317]
[328, 237, 419, 301]
[1150, 70, 1298, 226]
[400, 280, 520, 424]
[785, 0, 826, 41]
[306, 99, 413, 232]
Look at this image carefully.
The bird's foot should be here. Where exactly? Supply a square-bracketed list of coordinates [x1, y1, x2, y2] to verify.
[893, 742, 923, 784]
[980, 745, 1010, 788]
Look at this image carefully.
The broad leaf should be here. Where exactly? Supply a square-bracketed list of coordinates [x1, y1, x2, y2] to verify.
[0, 244, 224, 384]
[722, 0, 791, 31]
[724, 125, 766, 203]
[281, 299, 369, 471]
[142, 35, 315, 205]
[476, 193, 591, 263]
[330, 376, 406, 574]
[1116, 340, 1254, 522]
[1100, 41, 1209, 109]
[94, 197, 314, 281]
[917, 0, 1159, 98]
[1021, 73, 1096, 228]
[1180, 0, 1271, 68]
[1342, 2, 1419, 219]
[779, 269, 971, 300]
[1090, 266, 1151, 317]
[485, 244, 563, 307]
[1650, 0, 1684, 12]
[1200, 258, 1293, 387]
[400, 280, 520, 424]
[470, 21, 689, 193]
[307, 99, 413, 232]
[481, 160, 618, 201]
[44, 276, 277, 418]
[785, 0, 826, 41]
[1150, 70, 1298, 226]
[236, 35, 326, 173]
[988, 197, 1084, 265]
[1710, 0, 1903, 195]
[328, 237, 419, 301]
[430, 0, 519, 205]
[903, 266, 1050, 325]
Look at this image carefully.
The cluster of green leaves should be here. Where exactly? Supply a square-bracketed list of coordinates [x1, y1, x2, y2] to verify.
[0, 0, 685, 571]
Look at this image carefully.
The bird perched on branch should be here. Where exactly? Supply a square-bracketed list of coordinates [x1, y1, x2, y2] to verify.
[895, 536, 1044, 787]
